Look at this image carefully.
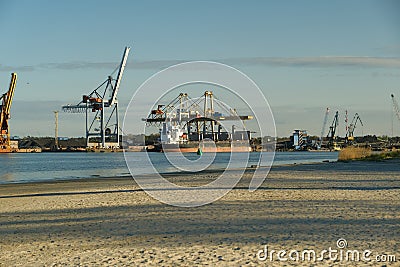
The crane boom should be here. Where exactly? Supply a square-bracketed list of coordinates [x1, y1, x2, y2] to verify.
[3, 73, 17, 116]
[319, 107, 330, 148]
[109, 46, 130, 106]
[346, 113, 363, 143]
[347, 113, 363, 136]
[0, 73, 17, 152]
[327, 111, 339, 138]
[327, 111, 339, 150]
[391, 94, 400, 123]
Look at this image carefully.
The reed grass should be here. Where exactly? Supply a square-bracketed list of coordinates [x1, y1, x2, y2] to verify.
[339, 147, 400, 161]
[338, 147, 372, 161]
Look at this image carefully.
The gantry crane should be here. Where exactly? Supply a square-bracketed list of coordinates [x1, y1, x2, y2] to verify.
[62, 47, 130, 148]
[144, 90, 253, 144]
[144, 91, 253, 125]
[0, 73, 17, 153]
[326, 111, 340, 150]
[346, 113, 363, 143]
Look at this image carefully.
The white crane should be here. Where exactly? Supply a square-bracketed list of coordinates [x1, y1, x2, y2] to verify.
[319, 107, 330, 149]
[391, 94, 400, 122]
[346, 113, 363, 143]
[391, 94, 400, 137]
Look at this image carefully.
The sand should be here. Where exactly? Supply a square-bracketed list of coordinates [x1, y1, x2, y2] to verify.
[0, 160, 399, 266]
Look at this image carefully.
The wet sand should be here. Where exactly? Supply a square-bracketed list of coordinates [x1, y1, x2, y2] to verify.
[0, 161, 399, 266]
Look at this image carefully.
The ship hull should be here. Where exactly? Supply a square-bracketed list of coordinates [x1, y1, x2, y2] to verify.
[156, 141, 251, 153]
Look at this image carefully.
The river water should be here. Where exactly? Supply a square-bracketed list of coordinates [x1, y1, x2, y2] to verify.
[0, 151, 338, 184]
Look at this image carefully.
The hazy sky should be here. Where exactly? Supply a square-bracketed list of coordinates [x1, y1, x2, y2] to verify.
[0, 0, 399, 137]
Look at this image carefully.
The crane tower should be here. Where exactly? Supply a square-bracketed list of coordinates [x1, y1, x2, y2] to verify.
[346, 113, 363, 143]
[319, 107, 330, 149]
[327, 111, 340, 150]
[0, 73, 17, 153]
[391, 94, 400, 123]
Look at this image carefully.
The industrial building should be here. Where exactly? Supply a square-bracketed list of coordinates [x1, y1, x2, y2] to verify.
[290, 129, 309, 150]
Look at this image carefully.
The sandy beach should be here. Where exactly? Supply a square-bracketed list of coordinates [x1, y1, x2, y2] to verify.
[0, 160, 399, 266]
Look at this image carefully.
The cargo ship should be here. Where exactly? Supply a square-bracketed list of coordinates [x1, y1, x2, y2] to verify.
[153, 121, 252, 153]
[143, 91, 254, 153]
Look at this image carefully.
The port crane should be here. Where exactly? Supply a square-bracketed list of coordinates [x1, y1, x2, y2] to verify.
[62, 47, 130, 148]
[145, 93, 197, 125]
[144, 90, 253, 144]
[326, 111, 340, 150]
[0, 73, 17, 153]
[144, 91, 253, 125]
[319, 107, 330, 149]
[346, 113, 363, 143]
[391, 94, 400, 124]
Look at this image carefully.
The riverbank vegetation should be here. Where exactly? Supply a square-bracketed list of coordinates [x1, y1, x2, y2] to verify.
[339, 147, 400, 161]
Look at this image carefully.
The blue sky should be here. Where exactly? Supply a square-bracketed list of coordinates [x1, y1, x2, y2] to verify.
[0, 0, 399, 137]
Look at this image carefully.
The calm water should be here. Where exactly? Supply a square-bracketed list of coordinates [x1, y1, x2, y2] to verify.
[0, 152, 338, 184]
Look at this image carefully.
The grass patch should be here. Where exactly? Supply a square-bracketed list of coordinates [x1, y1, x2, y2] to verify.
[362, 150, 400, 161]
[338, 147, 372, 161]
[339, 147, 400, 162]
